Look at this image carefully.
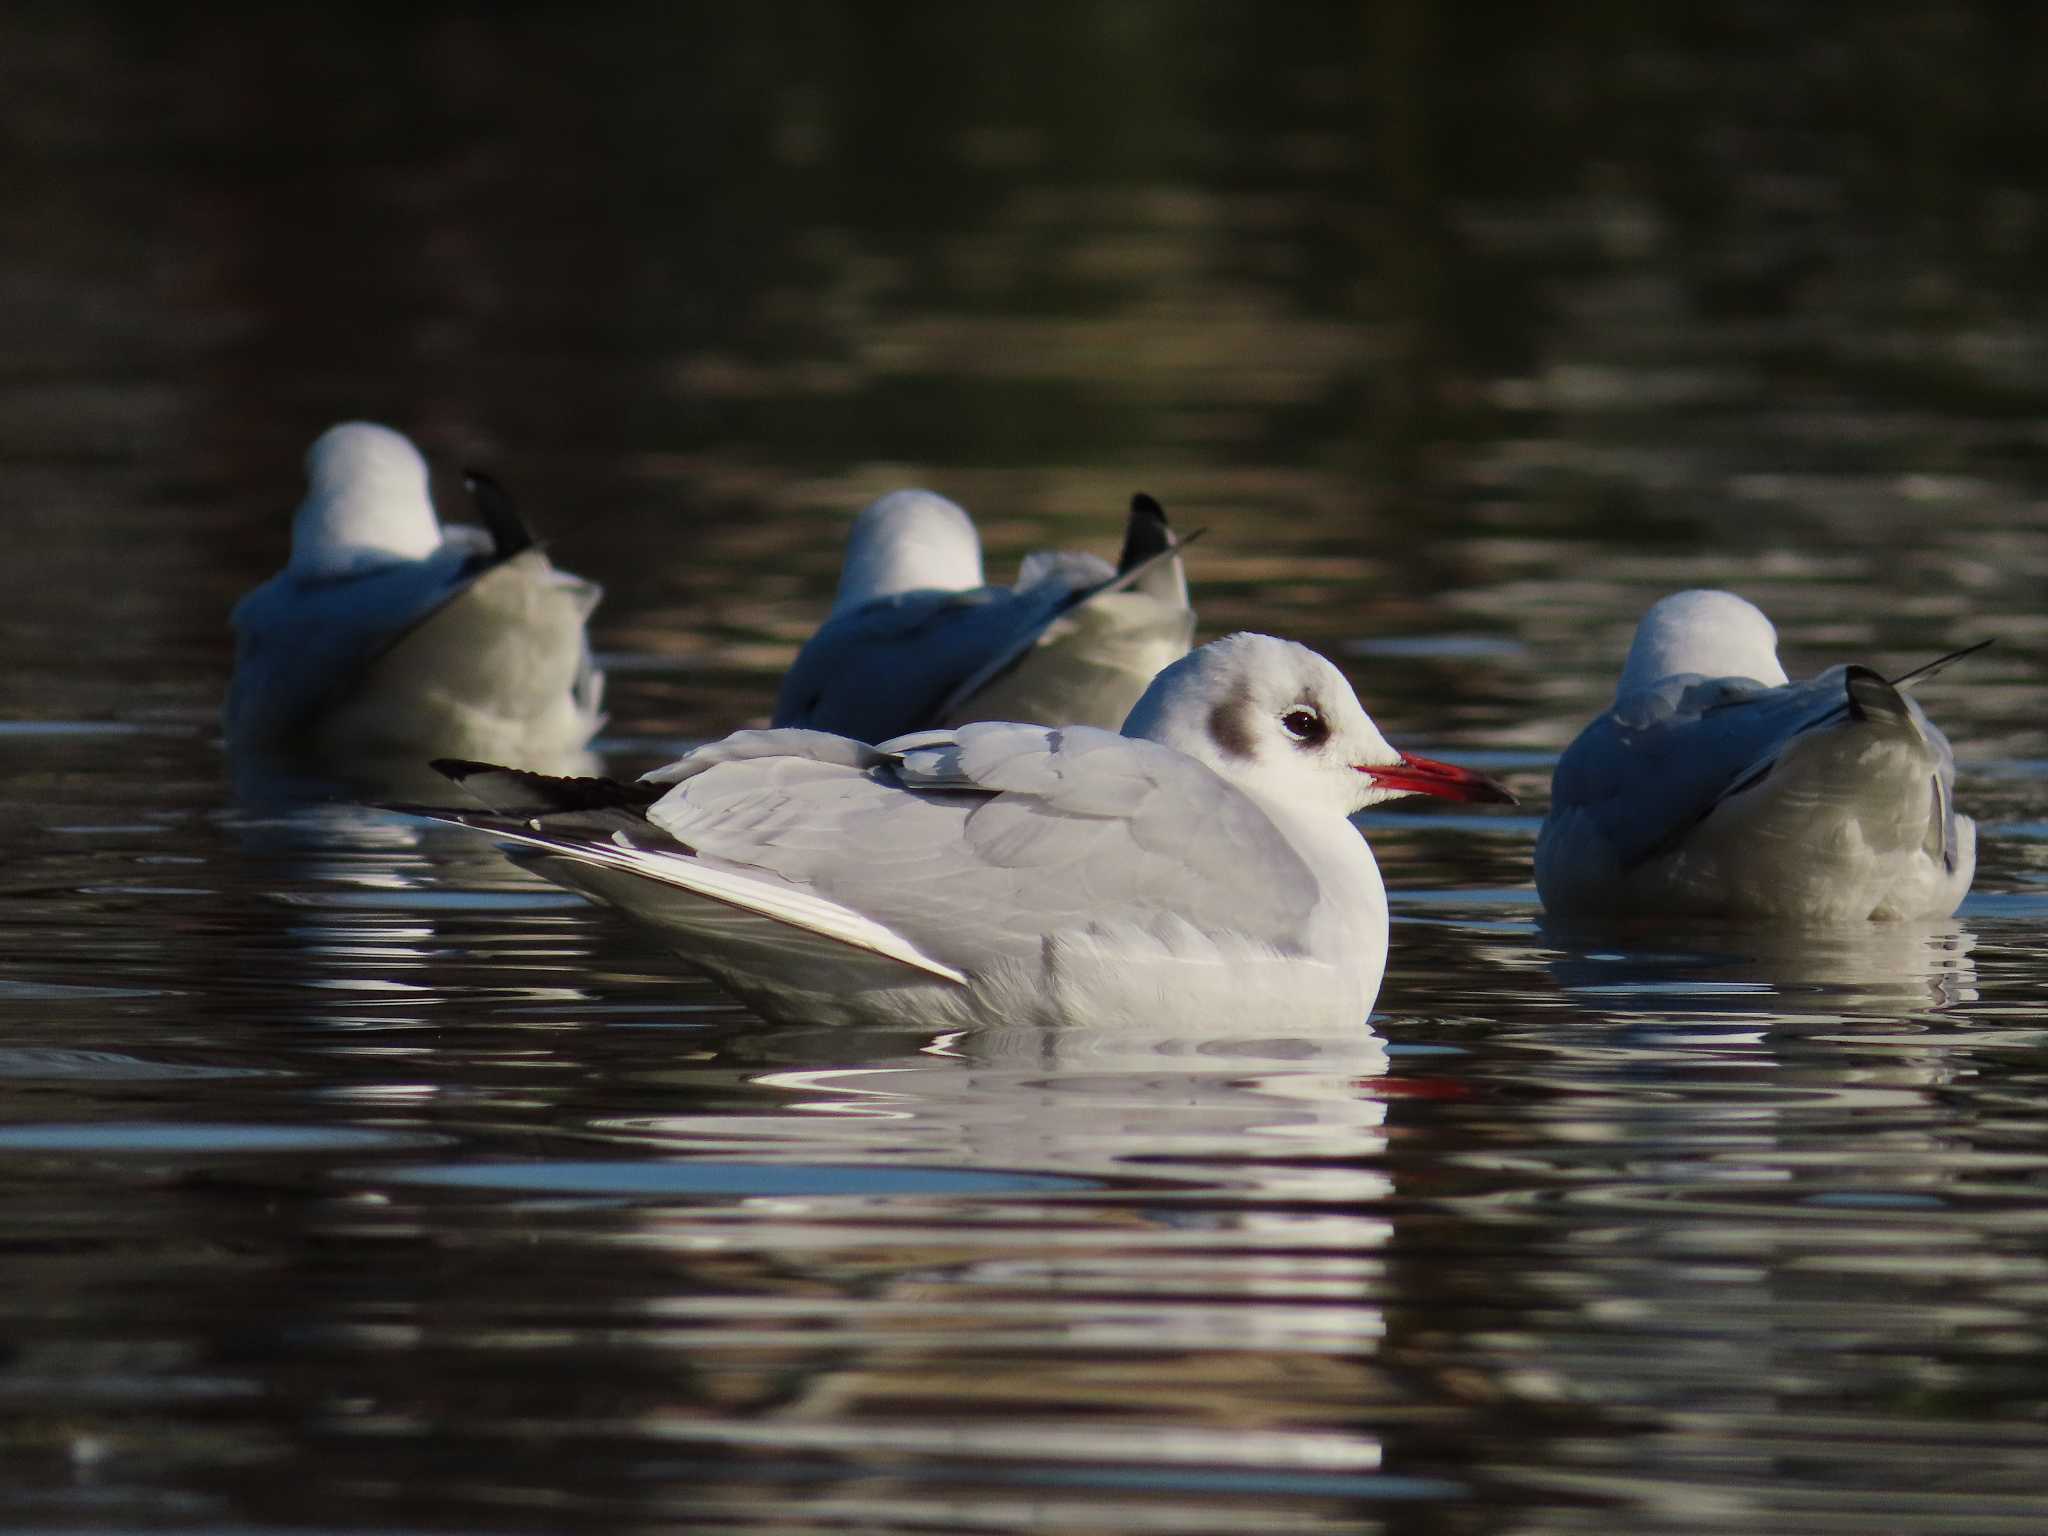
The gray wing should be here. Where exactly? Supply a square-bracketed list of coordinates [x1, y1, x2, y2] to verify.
[1551, 667, 1926, 868]
[644, 722, 1321, 973]
[425, 748, 968, 983]
[226, 544, 481, 745]
[1844, 670, 1966, 873]
[932, 535, 1192, 725]
[227, 532, 600, 752]
[770, 585, 1072, 739]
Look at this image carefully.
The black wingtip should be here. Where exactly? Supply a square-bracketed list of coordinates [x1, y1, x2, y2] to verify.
[1117, 492, 1174, 573]
[431, 757, 499, 783]
[463, 467, 537, 560]
[430, 758, 665, 815]
[1845, 665, 1911, 726]
[1888, 637, 1992, 690]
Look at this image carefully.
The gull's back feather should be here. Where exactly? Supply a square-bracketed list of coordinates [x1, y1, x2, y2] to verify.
[424, 720, 1328, 1013]
[774, 493, 1195, 740]
[227, 543, 484, 747]
[771, 584, 1076, 740]
[1549, 670, 1853, 870]
[641, 722, 1322, 977]
[1539, 661, 1973, 920]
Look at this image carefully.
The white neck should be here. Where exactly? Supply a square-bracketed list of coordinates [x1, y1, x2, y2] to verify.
[1265, 793, 1391, 1001]
[833, 490, 984, 612]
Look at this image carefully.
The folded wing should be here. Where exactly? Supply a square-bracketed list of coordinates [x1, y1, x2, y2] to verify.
[1552, 669, 1888, 869]
[227, 544, 484, 745]
[433, 722, 1321, 985]
[774, 498, 1195, 740]
[770, 583, 1077, 740]
[931, 510, 1193, 725]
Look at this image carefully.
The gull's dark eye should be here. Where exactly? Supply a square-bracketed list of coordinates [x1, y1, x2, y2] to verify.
[1281, 707, 1328, 747]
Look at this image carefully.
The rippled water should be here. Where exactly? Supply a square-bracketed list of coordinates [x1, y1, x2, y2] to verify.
[7, 5, 2048, 1531]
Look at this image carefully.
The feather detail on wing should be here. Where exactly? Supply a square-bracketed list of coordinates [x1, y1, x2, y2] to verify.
[429, 722, 1321, 985]
[770, 585, 1073, 738]
[930, 518, 1198, 723]
[643, 723, 1321, 970]
[432, 758, 663, 815]
[642, 729, 890, 784]
[772, 498, 1200, 740]
[1555, 670, 1883, 868]
[414, 805, 970, 984]
[226, 544, 482, 743]
[1556, 660, 1968, 871]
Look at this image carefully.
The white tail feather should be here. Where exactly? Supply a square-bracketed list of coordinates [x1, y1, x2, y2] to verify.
[446, 815, 969, 985]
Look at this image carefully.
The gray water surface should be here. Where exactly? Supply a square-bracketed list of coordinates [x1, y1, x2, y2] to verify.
[6, 5, 2048, 1532]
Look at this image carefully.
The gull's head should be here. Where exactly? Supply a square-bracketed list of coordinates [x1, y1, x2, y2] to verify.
[1121, 632, 1514, 815]
[1617, 589, 1789, 697]
[288, 422, 442, 580]
[833, 489, 984, 612]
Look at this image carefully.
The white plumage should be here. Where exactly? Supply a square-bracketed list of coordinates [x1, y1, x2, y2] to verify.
[772, 488, 1196, 740]
[428, 634, 1513, 1031]
[226, 422, 604, 788]
[1536, 589, 1976, 923]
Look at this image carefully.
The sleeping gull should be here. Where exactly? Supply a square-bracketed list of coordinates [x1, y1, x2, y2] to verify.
[422, 633, 1513, 1030]
[772, 488, 1196, 739]
[226, 422, 605, 788]
[1536, 589, 1978, 922]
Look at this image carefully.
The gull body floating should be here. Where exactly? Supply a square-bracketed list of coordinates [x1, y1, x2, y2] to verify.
[419, 633, 1513, 1031]
[1536, 589, 1977, 923]
[226, 422, 605, 796]
[773, 488, 1197, 740]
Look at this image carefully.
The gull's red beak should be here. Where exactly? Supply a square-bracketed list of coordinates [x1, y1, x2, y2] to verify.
[1357, 751, 1517, 805]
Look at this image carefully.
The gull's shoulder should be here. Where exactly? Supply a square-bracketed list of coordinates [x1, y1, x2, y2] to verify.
[1549, 669, 1856, 866]
[771, 583, 1065, 737]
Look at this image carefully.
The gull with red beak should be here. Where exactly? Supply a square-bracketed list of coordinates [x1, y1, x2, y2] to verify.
[419, 633, 1513, 1031]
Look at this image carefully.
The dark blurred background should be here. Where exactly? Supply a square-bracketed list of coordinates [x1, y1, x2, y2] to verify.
[6, 0, 2047, 750]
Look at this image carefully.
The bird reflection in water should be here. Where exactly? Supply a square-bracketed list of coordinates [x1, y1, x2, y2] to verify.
[1541, 916, 1980, 1022]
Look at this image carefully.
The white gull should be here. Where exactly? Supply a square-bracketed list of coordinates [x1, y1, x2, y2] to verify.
[425, 633, 1513, 1030]
[772, 488, 1195, 738]
[1535, 589, 1977, 922]
[226, 422, 604, 782]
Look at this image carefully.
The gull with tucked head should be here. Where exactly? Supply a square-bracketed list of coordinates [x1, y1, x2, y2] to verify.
[1537, 589, 1978, 923]
[421, 632, 1514, 1032]
[773, 487, 1197, 740]
[226, 421, 604, 794]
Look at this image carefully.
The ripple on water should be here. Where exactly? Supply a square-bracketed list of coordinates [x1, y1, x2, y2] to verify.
[370, 1159, 1098, 1198]
[0, 1047, 276, 1081]
[0, 979, 164, 1001]
[0, 720, 156, 737]
[0, 1123, 444, 1154]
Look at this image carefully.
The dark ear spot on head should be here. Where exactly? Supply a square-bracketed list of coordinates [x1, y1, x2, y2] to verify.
[1207, 693, 1258, 760]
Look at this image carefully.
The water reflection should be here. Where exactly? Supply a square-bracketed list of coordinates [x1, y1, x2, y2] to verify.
[526, 1012, 1397, 1202]
[1543, 916, 1981, 1019]
[228, 697, 603, 809]
[316, 1013, 1409, 1525]
[943, 1018, 1392, 1188]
